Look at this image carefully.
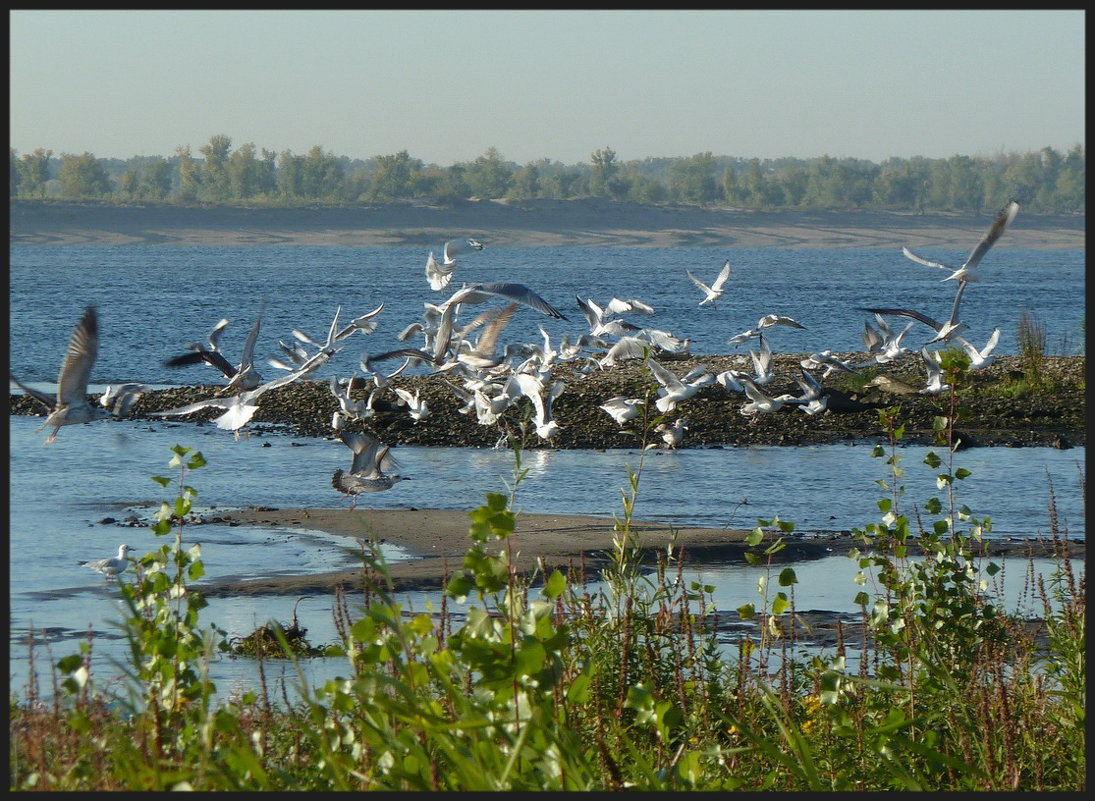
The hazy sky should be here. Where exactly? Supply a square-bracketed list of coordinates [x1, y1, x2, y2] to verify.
[9, 9, 1085, 166]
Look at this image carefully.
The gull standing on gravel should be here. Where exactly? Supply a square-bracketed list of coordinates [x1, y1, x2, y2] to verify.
[10, 305, 119, 444]
[78, 543, 135, 580]
[426, 238, 485, 291]
[686, 260, 732, 308]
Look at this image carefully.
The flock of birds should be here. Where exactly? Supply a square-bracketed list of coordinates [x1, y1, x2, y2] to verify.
[11, 201, 1021, 576]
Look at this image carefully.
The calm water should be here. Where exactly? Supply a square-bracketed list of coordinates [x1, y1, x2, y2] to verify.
[8, 245, 1086, 387]
[9, 244, 1085, 701]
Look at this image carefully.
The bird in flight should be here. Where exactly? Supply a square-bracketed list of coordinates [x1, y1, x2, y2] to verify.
[10, 305, 119, 444]
[331, 430, 409, 507]
[686, 260, 732, 308]
[426, 237, 485, 291]
[901, 199, 1019, 285]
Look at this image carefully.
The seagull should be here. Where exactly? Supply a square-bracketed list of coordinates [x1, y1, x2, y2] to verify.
[955, 328, 1001, 371]
[858, 291, 968, 344]
[604, 297, 655, 316]
[10, 305, 116, 444]
[686, 260, 732, 307]
[426, 238, 485, 291]
[749, 333, 775, 385]
[756, 313, 807, 332]
[78, 543, 135, 580]
[861, 313, 914, 364]
[331, 431, 409, 506]
[393, 387, 430, 422]
[99, 383, 149, 417]
[164, 308, 265, 394]
[508, 372, 565, 441]
[150, 357, 325, 438]
[789, 369, 829, 415]
[738, 376, 793, 419]
[800, 350, 859, 379]
[901, 200, 1019, 285]
[655, 417, 688, 449]
[919, 348, 951, 395]
[444, 282, 569, 320]
[647, 358, 713, 413]
[599, 396, 646, 426]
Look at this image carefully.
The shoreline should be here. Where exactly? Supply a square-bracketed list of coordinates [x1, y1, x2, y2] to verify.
[9, 198, 1085, 249]
[121, 505, 1083, 598]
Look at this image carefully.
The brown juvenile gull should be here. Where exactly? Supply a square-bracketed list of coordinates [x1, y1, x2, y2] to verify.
[331, 431, 410, 507]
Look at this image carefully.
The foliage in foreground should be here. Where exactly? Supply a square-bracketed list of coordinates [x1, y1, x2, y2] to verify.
[8, 359, 1086, 790]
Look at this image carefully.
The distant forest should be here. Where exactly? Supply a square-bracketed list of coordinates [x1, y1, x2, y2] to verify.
[8, 137, 1085, 215]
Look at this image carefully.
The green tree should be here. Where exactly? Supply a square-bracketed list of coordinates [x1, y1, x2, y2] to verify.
[1001, 151, 1045, 209]
[667, 152, 716, 203]
[198, 134, 232, 201]
[368, 150, 420, 201]
[137, 157, 173, 201]
[57, 152, 113, 198]
[10, 148, 22, 196]
[507, 163, 541, 200]
[276, 150, 305, 199]
[118, 167, 140, 198]
[301, 145, 344, 200]
[16, 148, 52, 198]
[1053, 144, 1085, 213]
[589, 146, 618, 197]
[463, 147, 513, 199]
[176, 145, 202, 202]
[226, 142, 261, 199]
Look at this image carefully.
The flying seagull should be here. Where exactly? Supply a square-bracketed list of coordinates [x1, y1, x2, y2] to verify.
[686, 260, 732, 308]
[331, 430, 409, 506]
[444, 282, 569, 320]
[426, 237, 485, 291]
[10, 305, 117, 444]
[901, 199, 1020, 285]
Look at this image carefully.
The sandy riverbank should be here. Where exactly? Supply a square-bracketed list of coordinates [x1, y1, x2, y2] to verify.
[161, 505, 1082, 597]
[9, 198, 1085, 249]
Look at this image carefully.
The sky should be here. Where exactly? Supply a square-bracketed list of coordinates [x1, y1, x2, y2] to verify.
[9, 9, 1085, 167]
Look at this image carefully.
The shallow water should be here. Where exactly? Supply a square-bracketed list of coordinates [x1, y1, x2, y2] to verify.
[8, 413, 1084, 702]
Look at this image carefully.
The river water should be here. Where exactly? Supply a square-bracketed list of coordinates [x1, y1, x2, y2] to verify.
[9, 243, 1085, 702]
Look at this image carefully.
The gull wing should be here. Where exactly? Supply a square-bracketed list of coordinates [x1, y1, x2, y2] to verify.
[56, 306, 99, 407]
[964, 199, 1019, 269]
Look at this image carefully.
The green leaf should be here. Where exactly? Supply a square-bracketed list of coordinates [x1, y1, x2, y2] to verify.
[541, 569, 566, 600]
[777, 567, 798, 587]
[737, 603, 756, 620]
[772, 592, 789, 615]
[923, 451, 942, 468]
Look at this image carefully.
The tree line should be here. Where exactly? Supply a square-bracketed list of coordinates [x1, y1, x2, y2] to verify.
[8, 136, 1085, 215]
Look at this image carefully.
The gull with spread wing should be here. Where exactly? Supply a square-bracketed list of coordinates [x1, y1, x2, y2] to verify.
[10, 305, 119, 444]
[686, 260, 732, 308]
[901, 200, 1019, 285]
[331, 431, 409, 507]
